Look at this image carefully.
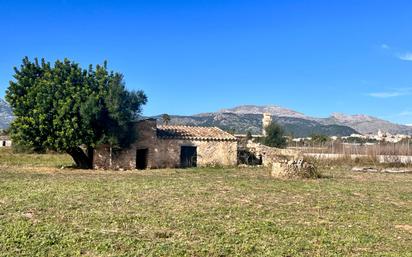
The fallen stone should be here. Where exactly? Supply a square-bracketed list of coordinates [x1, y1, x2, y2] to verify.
[395, 224, 412, 233]
[351, 167, 379, 172]
[271, 159, 319, 179]
[381, 168, 412, 173]
[352, 166, 412, 173]
[22, 212, 34, 219]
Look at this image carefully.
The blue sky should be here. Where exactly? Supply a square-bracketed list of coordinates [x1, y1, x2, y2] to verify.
[1, 0, 412, 124]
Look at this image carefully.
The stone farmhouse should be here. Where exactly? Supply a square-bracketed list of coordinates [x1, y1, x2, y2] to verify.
[93, 119, 238, 170]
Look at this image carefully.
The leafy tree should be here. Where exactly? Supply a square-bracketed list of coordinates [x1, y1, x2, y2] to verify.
[263, 122, 287, 148]
[220, 127, 236, 135]
[6, 57, 147, 168]
[162, 114, 171, 125]
[310, 134, 329, 144]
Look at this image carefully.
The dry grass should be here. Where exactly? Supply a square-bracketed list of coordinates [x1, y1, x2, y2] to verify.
[291, 141, 412, 156]
[0, 149, 411, 256]
[0, 148, 73, 168]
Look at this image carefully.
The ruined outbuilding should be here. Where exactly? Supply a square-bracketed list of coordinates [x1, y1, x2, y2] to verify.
[93, 119, 238, 170]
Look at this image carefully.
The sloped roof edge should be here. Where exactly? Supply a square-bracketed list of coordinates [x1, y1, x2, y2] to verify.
[157, 125, 237, 141]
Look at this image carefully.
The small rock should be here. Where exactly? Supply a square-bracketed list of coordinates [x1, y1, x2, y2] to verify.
[351, 167, 379, 172]
[381, 168, 412, 173]
[22, 212, 34, 219]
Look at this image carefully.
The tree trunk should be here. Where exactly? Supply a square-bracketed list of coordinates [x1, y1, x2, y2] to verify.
[67, 147, 93, 169]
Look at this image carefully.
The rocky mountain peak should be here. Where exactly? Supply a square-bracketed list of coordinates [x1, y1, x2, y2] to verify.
[219, 105, 308, 119]
[330, 112, 376, 122]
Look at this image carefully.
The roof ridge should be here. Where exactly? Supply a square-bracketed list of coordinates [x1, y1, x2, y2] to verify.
[157, 124, 219, 129]
[156, 125, 236, 141]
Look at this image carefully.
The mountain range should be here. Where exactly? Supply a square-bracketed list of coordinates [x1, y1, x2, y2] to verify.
[1, 99, 412, 137]
[154, 105, 412, 137]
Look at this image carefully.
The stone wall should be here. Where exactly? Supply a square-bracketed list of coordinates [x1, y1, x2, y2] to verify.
[305, 152, 412, 164]
[93, 145, 111, 169]
[152, 139, 238, 168]
[0, 140, 12, 147]
[93, 119, 157, 170]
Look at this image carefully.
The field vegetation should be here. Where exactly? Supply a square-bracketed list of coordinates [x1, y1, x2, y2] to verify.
[290, 139, 412, 156]
[0, 148, 411, 256]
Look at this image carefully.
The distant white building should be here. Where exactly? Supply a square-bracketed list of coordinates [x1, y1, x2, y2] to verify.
[292, 130, 411, 144]
[0, 136, 12, 147]
[364, 130, 410, 143]
[350, 133, 366, 139]
[352, 130, 412, 143]
[292, 137, 312, 142]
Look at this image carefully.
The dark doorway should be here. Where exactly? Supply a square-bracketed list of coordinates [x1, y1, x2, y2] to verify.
[237, 149, 263, 166]
[136, 148, 148, 170]
[180, 146, 197, 168]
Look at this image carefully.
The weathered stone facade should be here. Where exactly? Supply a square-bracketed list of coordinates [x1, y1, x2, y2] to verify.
[151, 139, 237, 168]
[93, 119, 238, 170]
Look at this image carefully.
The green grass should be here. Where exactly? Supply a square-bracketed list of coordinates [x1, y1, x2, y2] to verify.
[0, 148, 73, 168]
[0, 149, 411, 256]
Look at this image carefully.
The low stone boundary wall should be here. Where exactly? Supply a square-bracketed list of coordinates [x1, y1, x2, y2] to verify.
[304, 153, 412, 164]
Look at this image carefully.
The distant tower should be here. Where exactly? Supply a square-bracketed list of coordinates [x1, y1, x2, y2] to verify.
[262, 113, 272, 136]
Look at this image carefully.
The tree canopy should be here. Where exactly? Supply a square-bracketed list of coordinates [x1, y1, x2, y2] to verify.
[162, 114, 171, 125]
[246, 130, 252, 140]
[6, 57, 147, 168]
[263, 122, 287, 148]
[310, 134, 329, 144]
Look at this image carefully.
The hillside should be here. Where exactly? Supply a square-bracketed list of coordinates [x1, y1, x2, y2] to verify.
[154, 104, 412, 137]
[319, 113, 412, 134]
[154, 112, 358, 137]
[199, 105, 412, 136]
[2, 101, 411, 136]
[218, 105, 412, 135]
[218, 105, 310, 119]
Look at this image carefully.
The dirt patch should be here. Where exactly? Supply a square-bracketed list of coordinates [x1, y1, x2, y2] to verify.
[395, 224, 412, 233]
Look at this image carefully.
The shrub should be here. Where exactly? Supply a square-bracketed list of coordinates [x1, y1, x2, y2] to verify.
[263, 122, 287, 148]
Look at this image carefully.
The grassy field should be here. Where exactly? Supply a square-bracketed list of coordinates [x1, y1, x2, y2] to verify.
[0, 148, 411, 256]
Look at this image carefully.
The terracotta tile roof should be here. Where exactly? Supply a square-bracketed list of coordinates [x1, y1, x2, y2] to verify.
[157, 125, 237, 141]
